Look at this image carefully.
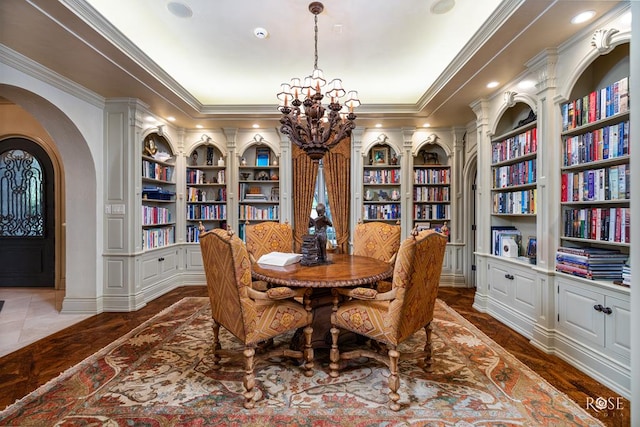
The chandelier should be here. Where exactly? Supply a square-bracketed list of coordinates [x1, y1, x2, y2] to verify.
[277, 2, 360, 162]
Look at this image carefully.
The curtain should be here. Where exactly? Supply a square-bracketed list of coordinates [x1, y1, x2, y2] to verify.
[323, 137, 351, 254]
[291, 145, 319, 252]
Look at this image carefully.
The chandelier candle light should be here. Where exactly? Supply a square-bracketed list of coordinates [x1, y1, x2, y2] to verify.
[277, 2, 360, 161]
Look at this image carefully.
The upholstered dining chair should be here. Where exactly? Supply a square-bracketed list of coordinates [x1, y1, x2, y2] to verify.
[329, 228, 447, 411]
[352, 220, 401, 292]
[245, 221, 294, 290]
[198, 224, 314, 409]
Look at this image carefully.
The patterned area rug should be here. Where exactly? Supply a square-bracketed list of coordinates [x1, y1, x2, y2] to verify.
[0, 297, 603, 426]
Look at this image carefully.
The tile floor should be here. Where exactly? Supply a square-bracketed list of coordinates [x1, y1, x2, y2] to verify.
[0, 288, 91, 358]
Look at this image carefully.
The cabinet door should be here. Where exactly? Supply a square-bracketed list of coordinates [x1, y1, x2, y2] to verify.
[557, 281, 604, 347]
[512, 270, 536, 318]
[605, 295, 630, 361]
[488, 262, 511, 304]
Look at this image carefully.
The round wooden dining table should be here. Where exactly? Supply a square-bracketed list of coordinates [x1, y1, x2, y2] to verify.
[251, 253, 393, 288]
[252, 253, 394, 349]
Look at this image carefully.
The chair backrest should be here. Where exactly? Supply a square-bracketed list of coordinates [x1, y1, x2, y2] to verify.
[245, 221, 294, 262]
[199, 227, 254, 341]
[388, 229, 447, 342]
[352, 221, 401, 263]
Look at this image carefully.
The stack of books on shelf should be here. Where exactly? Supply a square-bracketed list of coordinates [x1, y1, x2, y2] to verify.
[555, 246, 628, 281]
[491, 226, 521, 256]
[621, 262, 631, 287]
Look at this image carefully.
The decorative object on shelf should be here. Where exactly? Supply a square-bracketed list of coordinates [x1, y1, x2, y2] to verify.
[277, 2, 360, 162]
[270, 172, 279, 180]
[206, 147, 214, 165]
[241, 157, 247, 166]
[423, 151, 439, 165]
[372, 146, 388, 164]
[364, 189, 373, 201]
[526, 237, 537, 264]
[390, 153, 398, 165]
[240, 172, 252, 180]
[300, 235, 321, 266]
[255, 170, 270, 181]
[190, 151, 199, 166]
[256, 148, 270, 166]
[143, 135, 157, 157]
[390, 189, 400, 201]
[378, 190, 389, 201]
[272, 157, 279, 166]
[217, 157, 225, 167]
[270, 188, 280, 201]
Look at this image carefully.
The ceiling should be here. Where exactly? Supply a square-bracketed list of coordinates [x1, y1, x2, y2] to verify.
[0, 0, 625, 131]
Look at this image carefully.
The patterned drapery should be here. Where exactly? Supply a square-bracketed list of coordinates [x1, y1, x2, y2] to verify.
[291, 145, 319, 252]
[323, 138, 351, 253]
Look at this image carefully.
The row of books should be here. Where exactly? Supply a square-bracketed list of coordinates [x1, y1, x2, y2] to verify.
[492, 159, 536, 188]
[563, 121, 629, 167]
[186, 222, 227, 243]
[238, 205, 279, 221]
[491, 127, 537, 164]
[491, 226, 521, 256]
[556, 246, 628, 281]
[142, 226, 175, 250]
[563, 207, 630, 244]
[364, 169, 400, 184]
[187, 187, 227, 202]
[363, 204, 401, 220]
[141, 206, 171, 226]
[414, 186, 450, 202]
[561, 76, 629, 132]
[621, 262, 631, 287]
[492, 189, 536, 215]
[186, 204, 227, 220]
[142, 160, 173, 182]
[186, 169, 225, 185]
[414, 168, 450, 185]
[414, 204, 449, 220]
[561, 164, 629, 202]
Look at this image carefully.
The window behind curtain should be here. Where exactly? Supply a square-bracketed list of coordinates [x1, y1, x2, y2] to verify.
[310, 160, 336, 245]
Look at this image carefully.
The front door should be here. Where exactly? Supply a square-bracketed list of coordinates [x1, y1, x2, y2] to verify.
[0, 138, 55, 287]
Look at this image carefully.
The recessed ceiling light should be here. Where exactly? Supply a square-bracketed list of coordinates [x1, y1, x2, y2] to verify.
[571, 10, 595, 25]
[167, 116, 176, 122]
[375, 123, 382, 128]
[487, 81, 499, 89]
[167, 2, 193, 18]
[430, 0, 455, 15]
[252, 124, 260, 129]
[195, 124, 203, 129]
[254, 27, 269, 39]
[423, 123, 431, 128]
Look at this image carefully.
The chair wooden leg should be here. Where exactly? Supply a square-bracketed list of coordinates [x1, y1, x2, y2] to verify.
[243, 347, 256, 409]
[329, 293, 340, 378]
[211, 320, 221, 369]
[388, 348, 401, 411]
[424, 323, 433, 373]
[303, 325, 314, 376]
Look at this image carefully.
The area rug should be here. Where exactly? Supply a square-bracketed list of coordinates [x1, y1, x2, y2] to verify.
[0, 297, 602, 426]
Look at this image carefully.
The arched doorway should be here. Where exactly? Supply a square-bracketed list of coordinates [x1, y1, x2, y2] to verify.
[0, 138, 55, 287]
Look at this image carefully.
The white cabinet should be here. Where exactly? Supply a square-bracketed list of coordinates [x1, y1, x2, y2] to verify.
[556, 278, 630, 363]
[486, 256, 537, 338]
[140, 246, 180, 289]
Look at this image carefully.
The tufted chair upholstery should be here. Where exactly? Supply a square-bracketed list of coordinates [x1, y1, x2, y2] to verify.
[352, 220, 401, 292]
[245, 221, 294, 290]
[330, 228, 447, 411]
[199, 224, 313, 409]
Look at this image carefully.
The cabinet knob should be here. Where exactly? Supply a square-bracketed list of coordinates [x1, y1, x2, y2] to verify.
[602, 306, 613, 315]
[158, 257, 165, 262]
[504, 274, 514, 280]
[593, 304, 603, 312]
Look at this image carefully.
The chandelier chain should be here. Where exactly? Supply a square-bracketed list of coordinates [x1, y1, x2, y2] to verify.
[314, 14, 319, 70]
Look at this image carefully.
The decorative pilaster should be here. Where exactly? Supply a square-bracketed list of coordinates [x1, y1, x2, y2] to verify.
[401, 128, 415, 238]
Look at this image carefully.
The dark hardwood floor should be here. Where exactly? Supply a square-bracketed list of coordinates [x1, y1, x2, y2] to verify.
[0, 286, 629, 426]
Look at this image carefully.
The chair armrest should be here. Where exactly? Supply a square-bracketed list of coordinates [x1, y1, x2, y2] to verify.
[247, 286, 307, 301]
[334, 286, 397, 301]
[388, 253, 397, 266]
[248, 252, 258, 264]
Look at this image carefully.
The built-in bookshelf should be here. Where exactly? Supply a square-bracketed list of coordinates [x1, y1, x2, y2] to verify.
[559, 74, 629, 269]
[238, 146, 280, 239]
[413, 146, 450, 231]
[363, 144, 401, 222]
[488, 103, 537, 260]
[185, 145, 228, 243]
[141, 133, 176, 251]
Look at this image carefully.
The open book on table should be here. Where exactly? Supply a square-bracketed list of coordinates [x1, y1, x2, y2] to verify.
[257, 252, 302, 267]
